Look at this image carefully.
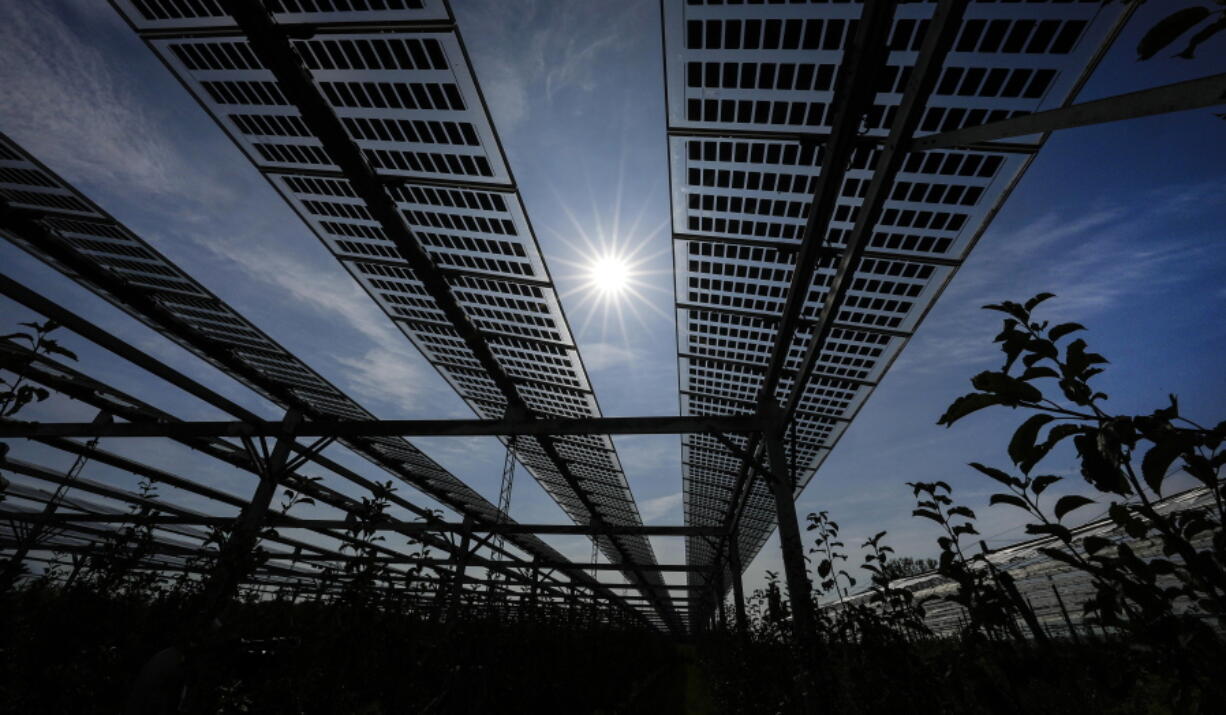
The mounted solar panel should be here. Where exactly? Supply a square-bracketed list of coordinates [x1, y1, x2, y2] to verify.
[0, 130, 627, 611]
[662, 0, 1128, 608]
[109, 1, 676, 627]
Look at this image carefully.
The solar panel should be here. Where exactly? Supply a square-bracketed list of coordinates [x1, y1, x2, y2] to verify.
[0, 131, 640, 617]
[108, 2, 675, 626]
[662, 0, 1126, 605]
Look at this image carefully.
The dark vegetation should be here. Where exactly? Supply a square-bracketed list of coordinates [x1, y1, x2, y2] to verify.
[700, 295, 1226, 714]
[3, 585, 674, 714]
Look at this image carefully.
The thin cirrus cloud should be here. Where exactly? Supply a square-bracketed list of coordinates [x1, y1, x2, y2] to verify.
[640, 492, 683, 522]
[456, 0, 644, 133]
[185, 225, 452, 415]
[580, 341, 641, 371]
[0, 2, 222, 204]
[897, 182, 1225, 375]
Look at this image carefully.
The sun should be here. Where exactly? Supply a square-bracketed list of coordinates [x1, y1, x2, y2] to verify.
[588, 254, 631, 297]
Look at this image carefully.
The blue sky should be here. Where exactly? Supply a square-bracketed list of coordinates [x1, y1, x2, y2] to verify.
[1, 0, 1224, 601]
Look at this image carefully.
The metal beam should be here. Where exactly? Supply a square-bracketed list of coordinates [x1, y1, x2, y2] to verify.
[256, 554, 704, 573]
[665, 127, 1038, 155]
[0, 513, 721, 537]
[910, 72, 1226, 152]
[0, 414, 765, 440]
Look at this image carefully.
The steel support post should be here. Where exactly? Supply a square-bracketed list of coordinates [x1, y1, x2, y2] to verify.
[763, 413, 820, 710]
[528, 557, 541, 620]
[444, 514, 475, 622]
[195, 409, 302, 624]
[763, 428, 816, 643]
[728, 540, 747, 635]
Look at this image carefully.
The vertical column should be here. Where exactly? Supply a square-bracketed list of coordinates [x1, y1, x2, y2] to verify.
[527, 557, 541, 621]
[445, 514, 474, 622]
[196, 409, 301, 624]
[762, 411, 817, 647]
[728, 540, 748, 634]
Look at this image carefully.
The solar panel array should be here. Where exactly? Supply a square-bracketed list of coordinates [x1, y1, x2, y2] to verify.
[108, 1, 673, 624]
[0, 131, 617, 606]
[662, 0, 1125, 600]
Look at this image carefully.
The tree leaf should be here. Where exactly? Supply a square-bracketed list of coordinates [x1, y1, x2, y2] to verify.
[1030, 475, 1062, 495]
[969, 462, 1020, 488]
[41, 340, 78, 362]
[1064, 338, 1109, 380]
[1138, 6, 1213, 60]
[1141, 435, 1188, 496]
[1025, 423, 1086, 474]
[1024, 293, 1055, 312]
[1009, 413, 1055, 471]
[912, 509, 943, 524]
[1082, 536, 1113, 555]
[947, 506, 976, 520]
[938, 392, 1004, 426]
[971, 370, 1043, 404]
[982, 301, 1028, 322]
[1074, 433, 1131, 495]
[1048, 322, 1086, 342]
[1054, 494, 1095, 521]
[989, 493, 1030, 511]
[1026, 523, 1073, 542]
[1019, 365, 1060, 381]
[1000, 331, 1030, 372]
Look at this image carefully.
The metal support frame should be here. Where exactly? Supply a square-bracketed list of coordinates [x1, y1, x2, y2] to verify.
[0, 279, 668, 626]
[695, 0, 900, 633]
[195, 409, 301, 622]
[0, 414, 765, 440]
[0, 345, 622, 616]
[911, 72, 1226, 152]
[213, 0, 680, 632]
[666, 0, 1165, 634]
[493, 436, 517, 556]
[444, 515, 475, 622]
[0, 409, 110, 591]
[728, 542, 747, 634]
[0, 512, 724, 538]
[763, 417, 816, 648]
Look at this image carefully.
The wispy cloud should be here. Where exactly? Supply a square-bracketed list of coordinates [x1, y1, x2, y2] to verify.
[898, 181, 1225, 374]
[640, 492, 682, 522]
[186, 224, 447, 413]
[0, 3, 222, 203]
[457, 0, 644, 133]
[581, 341, 641, 371]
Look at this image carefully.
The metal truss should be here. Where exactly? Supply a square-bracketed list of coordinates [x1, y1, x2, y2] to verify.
[0, 344, 620, 607]
[660, 0, 1225, 635]
[99, 0, 679, 629]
